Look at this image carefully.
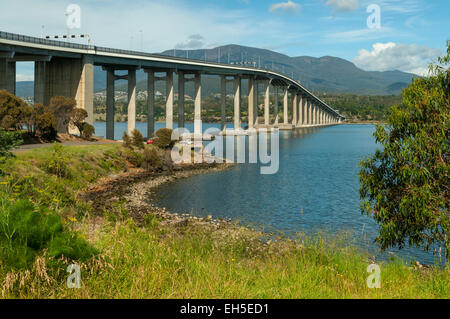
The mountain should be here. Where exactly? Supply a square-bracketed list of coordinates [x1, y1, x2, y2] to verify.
[15, 44, 417, 98]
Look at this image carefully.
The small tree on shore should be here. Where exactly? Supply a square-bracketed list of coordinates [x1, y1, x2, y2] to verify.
[359, 41, 450, 259]
[0, 90, 33, 131]
[49, 96, 77, 133]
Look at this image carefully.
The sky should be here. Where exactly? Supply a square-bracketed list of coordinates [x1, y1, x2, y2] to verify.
[0, 0, 448, 81]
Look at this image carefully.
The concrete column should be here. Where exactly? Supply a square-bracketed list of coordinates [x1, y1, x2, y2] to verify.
[234, 75, 241, 130]
[312, 104, 317, 125]
[147, 70, 155, 137]
[297, 95, 303, 126]
[248, 77, 256, 129]
[308, 100, 312, 125]
[34, 61, 46, 105]
[292, 93, 297, 126]
[0, 59, 16, 94]
[178, 71, 185, 129]
[220, 75, 226, 131]
[283, 88, 288, 124]
[166, 71, 174, 130]
[127, 69, 136, 135]
[274, 87, 279, 124]
[264, 80, 270, 126]
[194, 73, 202, 135]
[106, 69, 115, 140]
[76, 55, 94, 125]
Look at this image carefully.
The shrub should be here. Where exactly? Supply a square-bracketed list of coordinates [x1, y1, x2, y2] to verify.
[34, 103, 57, 141]
[0, 128, 23, 158]
[0, 90, 33, 131]
[0, 198, 96, 269]
[122, 148, 143, 168]
[42, 143, 71, 178]
[153, 128, 175, 149]
[70, 108, 88, 135]
[131, 128, 145, 149]
[49, 96, 77, 133]
[81, 122, 95, 139]
[122, 131, 132, 148]
[142, 145, 163, 171]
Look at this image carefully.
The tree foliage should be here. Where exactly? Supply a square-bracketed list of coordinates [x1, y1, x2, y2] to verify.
[131, 128, 145, 149]
[49, 96, 77, 133]
[359, 42, 450, 258]
[0, 128, 23, 159]
[70, 108, 88, 134]
[34, 103, 57, 141]
[0, 90, 33, 131]
[153, 128, 175, 149]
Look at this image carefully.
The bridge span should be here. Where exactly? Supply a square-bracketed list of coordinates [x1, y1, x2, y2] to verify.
[0, 31, 344, 139]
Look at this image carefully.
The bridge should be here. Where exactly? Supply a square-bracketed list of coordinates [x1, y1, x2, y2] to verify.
[0, 31, 345, 140]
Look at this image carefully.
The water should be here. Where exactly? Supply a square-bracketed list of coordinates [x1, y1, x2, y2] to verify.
[94, 122, 444, 265]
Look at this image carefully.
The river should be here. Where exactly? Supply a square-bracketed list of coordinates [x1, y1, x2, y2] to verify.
[94, 122, 444, 265]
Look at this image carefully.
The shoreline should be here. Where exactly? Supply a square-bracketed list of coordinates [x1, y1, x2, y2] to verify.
[82, 162, 238, 229]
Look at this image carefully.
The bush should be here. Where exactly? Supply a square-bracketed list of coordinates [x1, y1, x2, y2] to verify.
[49, 96, 77, 133]
[131, 128, 145, 149]
[0, 90, 33, 131]
[153, 128, 175, 149]
[122, 131, 132, 148]
[0, 128, 22, 158]
[142, 145, 163, 171]
[70, 108, 88, 135]
[42, 143, 71, 178]
[81, 122, 95, 139]
[0, 198, 96, 269]
[122, 148, 143, 168]
[34, 103, 57, 141]
[359, 41, 450, 259]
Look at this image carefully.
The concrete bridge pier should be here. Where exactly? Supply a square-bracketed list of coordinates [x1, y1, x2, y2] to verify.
[248, 76, 257, 129]
[145, 69, 155, 138]
[292, 93, 297, 127]
[234, 75, 241, 130]
[194, 73, 202, 136]
[274, 87, 279, 125]
[44, 56, 94, 129]
[127, 69, 137, 135]
[220, 75, 226, 131]
[104, 66, 137, 139]
[106, 69, 115, 140]
[0, 55, 16, 95]
[264, 80, 270, 126]
[178, 71, 185, 129]
[166, 71, 174, 130]
[34, 61, 46, 105]
[297, 95, 303, 127]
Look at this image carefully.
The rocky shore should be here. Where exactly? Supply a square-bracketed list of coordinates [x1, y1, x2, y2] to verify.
[81, 162, 239, 230]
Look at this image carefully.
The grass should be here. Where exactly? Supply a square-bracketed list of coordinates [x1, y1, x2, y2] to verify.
[0, 144, 449, 298]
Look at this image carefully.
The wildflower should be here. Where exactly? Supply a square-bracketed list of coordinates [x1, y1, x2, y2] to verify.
[68, 217, 77, 222]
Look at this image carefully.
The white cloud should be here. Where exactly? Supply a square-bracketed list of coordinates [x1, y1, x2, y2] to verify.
[175, 34, 205, 49]
[269, 1, 301, 14]
[325, 0, 359, 12]
[353, 42, 441, 75]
